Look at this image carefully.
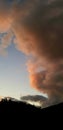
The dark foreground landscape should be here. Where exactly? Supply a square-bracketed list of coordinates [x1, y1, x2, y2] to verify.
[0, 98, 63, 114]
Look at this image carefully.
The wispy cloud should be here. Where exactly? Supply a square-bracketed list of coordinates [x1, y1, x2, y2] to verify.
[21, 95, 48, 108]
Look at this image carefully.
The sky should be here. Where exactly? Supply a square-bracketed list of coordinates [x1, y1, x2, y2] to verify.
[0, 0, 63, 108]
[0, 36, 42, 99]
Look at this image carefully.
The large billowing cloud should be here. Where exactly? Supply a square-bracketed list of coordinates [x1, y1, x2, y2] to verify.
[29, 64, 63, 104]
[0, 0, 63, 107]
[12, 0, 63, 61]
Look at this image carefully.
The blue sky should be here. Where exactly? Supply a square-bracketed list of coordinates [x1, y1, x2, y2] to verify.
[0, 40, 41, 99]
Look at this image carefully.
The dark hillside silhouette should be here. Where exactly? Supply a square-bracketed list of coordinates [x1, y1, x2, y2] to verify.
[0, 97, 63, 115]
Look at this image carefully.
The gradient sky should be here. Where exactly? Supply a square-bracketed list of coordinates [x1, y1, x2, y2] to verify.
[0, 35, 41, 99]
